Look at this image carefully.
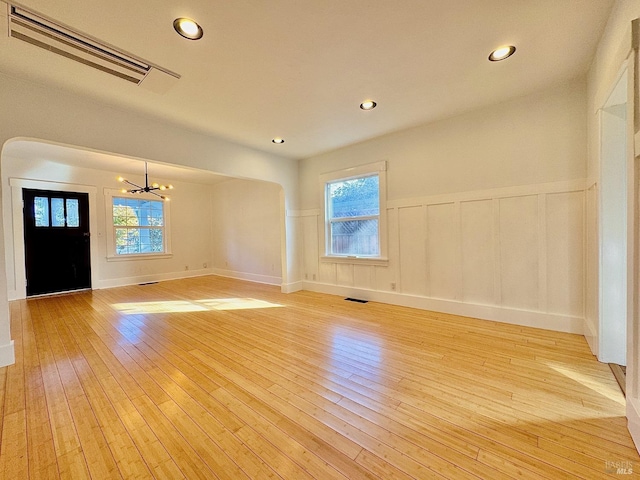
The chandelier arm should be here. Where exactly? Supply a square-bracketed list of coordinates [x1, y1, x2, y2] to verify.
[123, 179, 144, 190]
[148, 190, 166, 200]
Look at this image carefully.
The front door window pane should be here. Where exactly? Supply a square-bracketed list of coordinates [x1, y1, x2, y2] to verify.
[66, 199, 79, 227]
[34, 197, 49, 227]
[51, 198, 65, 226]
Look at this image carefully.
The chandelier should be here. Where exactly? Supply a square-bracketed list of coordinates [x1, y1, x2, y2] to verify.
[117, 162, 173, 201]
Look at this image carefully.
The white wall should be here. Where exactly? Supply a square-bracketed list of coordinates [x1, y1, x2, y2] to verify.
[1, 156, 215, 298]
[299, 79, 587, 208]
[297, 79, 588, 333]
[211, 179, 283, 285]
[0, 74, 300, 367]
[585, 0, 640, 353]
[584, 0, 640, 452]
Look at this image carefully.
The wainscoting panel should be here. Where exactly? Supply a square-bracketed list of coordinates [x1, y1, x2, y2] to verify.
[298, 179, 586, 333]
[546, 191, 584, 317]
[302, 215, 319, 280]
[336, 263, 354, 287]
[460, 199, 495, 305]
[398, 206, 427, 296]
[353, 264, 374, 290]
[426, 202, 460, 301]
[499, 195, 540, 311]
[318, 261, 337, 284]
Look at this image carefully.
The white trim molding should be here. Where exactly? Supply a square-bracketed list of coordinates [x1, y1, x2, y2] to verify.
[281, 281, 303, 293]
[8, 177, 100, 300]
[95, 268, 213, 290]
[303, 281, 584, 334]
[211, 268, 282, 286]
[0, 340, 15, 368]
[320, 160, 388, 262]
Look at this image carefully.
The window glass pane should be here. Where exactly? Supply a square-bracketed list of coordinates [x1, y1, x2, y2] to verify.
[66, 199, 79, 227]
[113, 197, 165, 255]
[149, 228, 164, 252]
[117, 228, 142, 254]
[34, 197, 49, 227]
[328, 175, 379, 219]
[51, 198, 65, 226]
[331, 219, 379, 256]
[115, 228, 131, 255]
[113, 202, 140, 227]
[149, 210, 164, 226]
[138, 227, 151, 253]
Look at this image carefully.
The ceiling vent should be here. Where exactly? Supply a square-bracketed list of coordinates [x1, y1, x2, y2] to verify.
[7, 4, 180, 93]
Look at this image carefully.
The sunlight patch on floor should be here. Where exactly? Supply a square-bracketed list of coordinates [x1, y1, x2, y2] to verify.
[546, 361, 625, 406]
[113, 298, 284, 314]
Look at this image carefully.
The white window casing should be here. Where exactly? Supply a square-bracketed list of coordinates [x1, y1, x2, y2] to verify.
[104, 188, 172, 261]
[320, 161, 388, 265]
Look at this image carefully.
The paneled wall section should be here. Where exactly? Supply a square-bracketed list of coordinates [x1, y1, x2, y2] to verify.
[297, 180, 585, 333]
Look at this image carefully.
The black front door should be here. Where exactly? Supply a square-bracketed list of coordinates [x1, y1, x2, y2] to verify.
[23, 189, 91, 296]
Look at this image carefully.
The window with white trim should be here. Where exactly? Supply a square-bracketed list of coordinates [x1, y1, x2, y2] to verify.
[322, 161, 387, 261]
[105, 191, 172, 259]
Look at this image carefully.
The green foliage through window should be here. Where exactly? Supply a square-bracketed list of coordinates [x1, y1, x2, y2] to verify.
[112, 198, 165, 255]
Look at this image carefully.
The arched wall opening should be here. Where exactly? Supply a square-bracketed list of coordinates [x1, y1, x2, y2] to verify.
[1, 139, 285, 300]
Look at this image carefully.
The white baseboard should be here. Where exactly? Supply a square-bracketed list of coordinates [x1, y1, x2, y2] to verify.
[211, 268, 282, 286]
[93, 268, 214, 290]
[0, 340, 15, 367]
[281, 281, 303, 293]
[627, 398, 640, 454]
[302, 281, 584, 334]
[8, 268, 282, 300]
[583, 317, 598, 357]
[9, 270, 215, 299]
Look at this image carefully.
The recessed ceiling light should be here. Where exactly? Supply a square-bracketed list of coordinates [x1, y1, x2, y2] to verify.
[173, 18, 203, 40]
[488, 45, 516, 62]
[272, 137, 285, 144]
[360, 100, 377, 110]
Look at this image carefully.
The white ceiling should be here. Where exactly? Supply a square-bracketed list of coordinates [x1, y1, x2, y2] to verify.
[0, 0, 615, 160]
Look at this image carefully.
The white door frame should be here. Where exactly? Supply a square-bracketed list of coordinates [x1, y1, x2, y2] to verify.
[599, 69, 629, 366]
[7, 178, 99, 300]
[625, 19, 640, 452]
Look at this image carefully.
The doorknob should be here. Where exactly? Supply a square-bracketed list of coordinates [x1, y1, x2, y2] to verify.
[83, 232, 90, 237]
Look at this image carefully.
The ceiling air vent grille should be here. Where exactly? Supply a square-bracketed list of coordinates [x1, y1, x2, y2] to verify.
[8, 4, 180, 91]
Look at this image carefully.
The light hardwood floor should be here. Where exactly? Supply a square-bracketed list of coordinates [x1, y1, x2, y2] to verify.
[0, 275, 638, 479]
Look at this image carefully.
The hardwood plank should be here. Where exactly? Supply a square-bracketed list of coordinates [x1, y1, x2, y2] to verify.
[0, 410, 29, 479]
[0, 275, 637, 479]
[21, 301, 59, 480]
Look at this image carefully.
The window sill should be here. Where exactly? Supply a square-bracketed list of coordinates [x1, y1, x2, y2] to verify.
[107, 253, 173, 262]
[320, 255, 388, 266]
